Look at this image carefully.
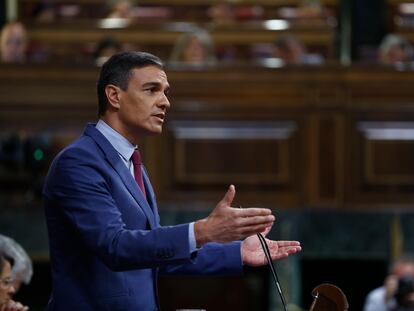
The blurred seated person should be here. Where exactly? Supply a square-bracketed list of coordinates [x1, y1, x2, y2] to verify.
[0, 235, 32, 293]
[106, 0, 171, 21]
[0, 21, 28, 64]
[0, 254, 29, 311]
[378, 34, 414, 66]
[93, 37, 122, 67]
[273, 34, 324, 65]
[296, 0, 326, 19]
[169, 30, 217, 66]
[207, 1, 263, 24]
[33, 2, 82, 22]
[106, 0, 135, 19]
[277, 0, 333, 24]
[30, 2, 57, 23]
[207, 2, 236, 24]
[363, 255, 414, 311]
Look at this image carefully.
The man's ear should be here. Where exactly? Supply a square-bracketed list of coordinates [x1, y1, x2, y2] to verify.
[105, 85, 121, 110]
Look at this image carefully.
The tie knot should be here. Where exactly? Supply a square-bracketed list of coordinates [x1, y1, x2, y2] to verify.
[131, 150, 142, 166]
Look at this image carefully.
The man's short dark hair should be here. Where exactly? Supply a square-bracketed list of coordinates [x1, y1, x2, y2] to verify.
[97, 51, 164, 116]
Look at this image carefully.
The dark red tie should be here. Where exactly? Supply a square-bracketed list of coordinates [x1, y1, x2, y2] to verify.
[131, 149, 146, 197]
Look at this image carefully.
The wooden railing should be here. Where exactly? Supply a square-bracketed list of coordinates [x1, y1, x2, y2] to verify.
[19, 0, 338, 22]
[22, 20, 336, 62]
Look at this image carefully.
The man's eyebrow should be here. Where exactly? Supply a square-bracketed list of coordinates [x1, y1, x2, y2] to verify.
[141, 82, 162, 88]
[142, 81, 170, 91]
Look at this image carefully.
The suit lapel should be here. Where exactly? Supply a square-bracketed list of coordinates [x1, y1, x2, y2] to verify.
[142, 167, 160, 226]
[84, 124, 156, 229]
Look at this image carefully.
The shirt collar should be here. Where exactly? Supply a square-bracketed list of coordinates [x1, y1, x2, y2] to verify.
[95, 119, 136, 161]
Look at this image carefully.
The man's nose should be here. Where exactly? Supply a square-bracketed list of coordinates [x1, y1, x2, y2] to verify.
[160, 94, 171, 109]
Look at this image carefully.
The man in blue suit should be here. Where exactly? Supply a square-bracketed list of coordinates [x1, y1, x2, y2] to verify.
[43, 51, 301, 310]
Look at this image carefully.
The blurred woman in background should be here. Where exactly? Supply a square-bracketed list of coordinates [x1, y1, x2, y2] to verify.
[169, 30, 217, 66]
[0, 254, 29, 311]
[378, 34, 414, 66]
[0, 21, 28, 64]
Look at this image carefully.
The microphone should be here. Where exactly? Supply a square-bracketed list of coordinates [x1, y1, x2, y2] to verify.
[256, 232, 288, 311]
[239, 206, 288, 311]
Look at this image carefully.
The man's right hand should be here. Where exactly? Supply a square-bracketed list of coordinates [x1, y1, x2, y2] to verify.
[194, 185, 275, 247]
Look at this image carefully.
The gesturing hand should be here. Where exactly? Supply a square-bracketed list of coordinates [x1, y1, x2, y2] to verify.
[194, 185, 275, 247]
[1, 299, 29, 311]
[241, 228, 301, 267]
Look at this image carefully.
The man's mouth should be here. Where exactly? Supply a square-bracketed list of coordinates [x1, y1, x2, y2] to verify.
[152, 113, 165, 122]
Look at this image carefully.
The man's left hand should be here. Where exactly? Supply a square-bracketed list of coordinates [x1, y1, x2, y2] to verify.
[241, 228, 301, 267]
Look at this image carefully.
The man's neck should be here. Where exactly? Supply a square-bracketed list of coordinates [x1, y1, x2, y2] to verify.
[100, 116, 140, 146]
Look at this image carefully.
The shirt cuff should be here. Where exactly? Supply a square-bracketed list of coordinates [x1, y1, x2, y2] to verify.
[188, 222, 198, 253]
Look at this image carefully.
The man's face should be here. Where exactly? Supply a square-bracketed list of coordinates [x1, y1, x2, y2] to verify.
[111, 65, 171, 144]
[0, 261, 14, 307]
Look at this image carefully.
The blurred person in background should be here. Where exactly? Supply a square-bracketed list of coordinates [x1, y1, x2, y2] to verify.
[31, 2, 57, 23]
[296, 0, 326, 19]
[277, 0, 332, 22]
[93, 37, 122, 67]
[363, 255, 414, 311]
[0, 254, 29, 311]
[378, 34, 414, 66]
[273, 34, 324, 65]
[0, 21, 28, 64]
[0, 235, 32, 293]
[169, 30, 217, 66]
[106, 0, 135, 19]
[207, 2, 236, 25]
[393, 275, 414, 311]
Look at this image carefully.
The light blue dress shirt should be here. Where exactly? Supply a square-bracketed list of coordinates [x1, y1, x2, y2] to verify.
[95, 119, 197, 253]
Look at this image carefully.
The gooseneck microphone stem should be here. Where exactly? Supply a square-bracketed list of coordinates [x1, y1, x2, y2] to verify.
[257, 232, 288, 311]
[239, 205, 288, 311]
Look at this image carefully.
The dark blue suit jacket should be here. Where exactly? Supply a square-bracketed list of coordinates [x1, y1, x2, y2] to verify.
[43, 124, 242, 311]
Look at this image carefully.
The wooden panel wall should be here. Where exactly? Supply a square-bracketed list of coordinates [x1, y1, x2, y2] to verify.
[1, 64, 414, 209]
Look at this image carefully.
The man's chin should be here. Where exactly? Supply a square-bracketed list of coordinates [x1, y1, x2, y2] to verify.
[146, 127, 163, 136]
